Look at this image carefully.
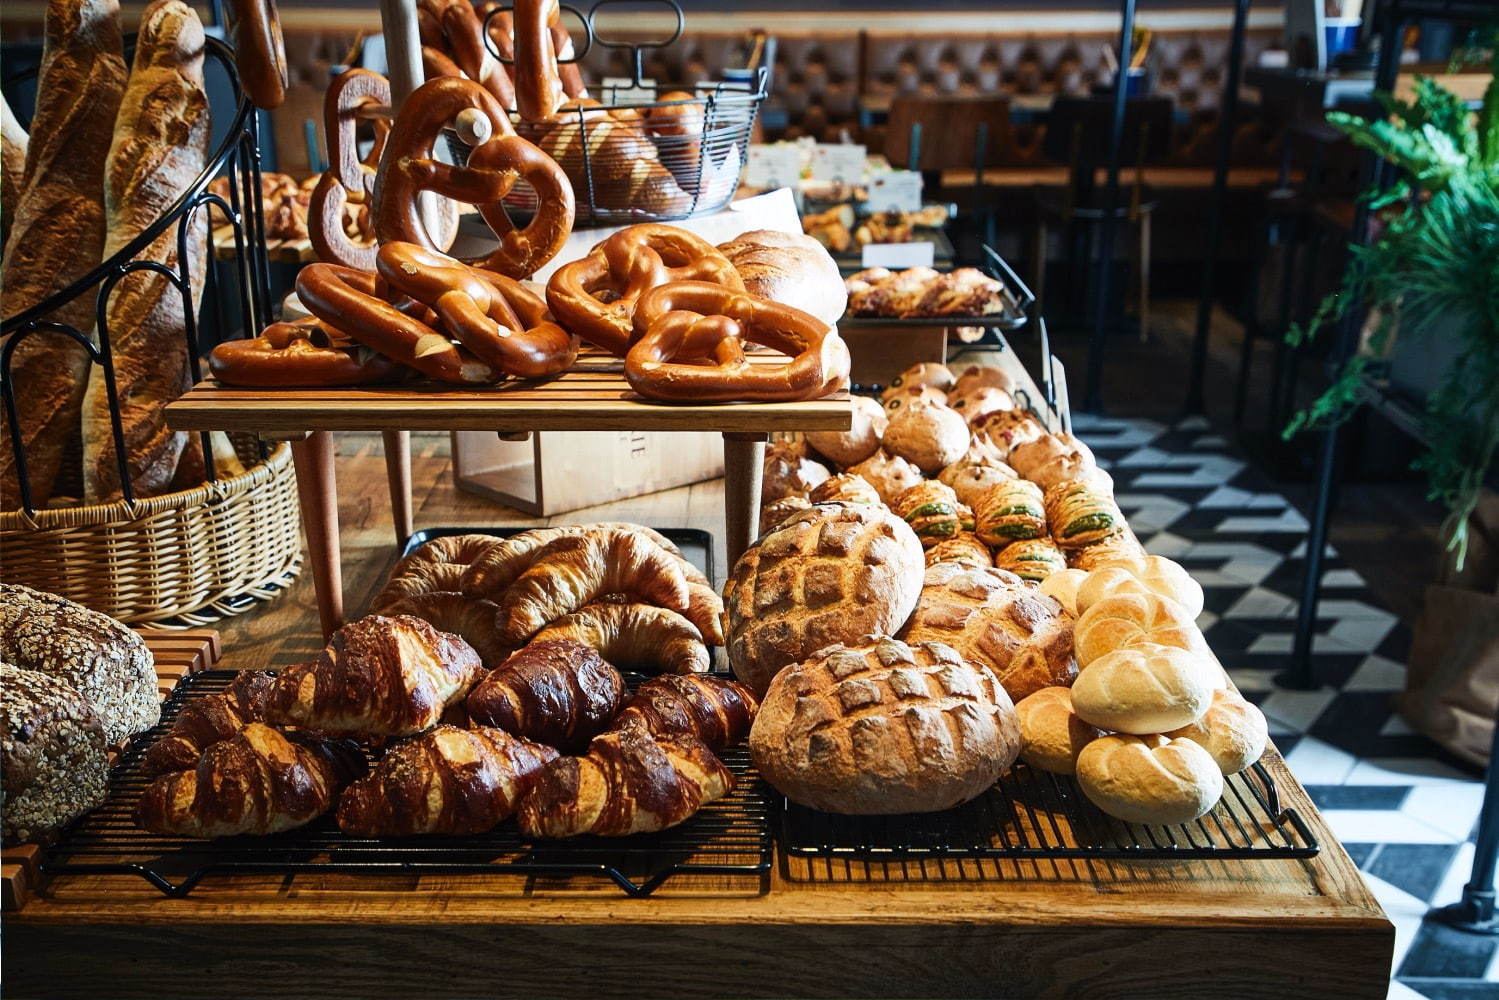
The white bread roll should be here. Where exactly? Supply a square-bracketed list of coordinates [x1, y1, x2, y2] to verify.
[1038, 567, 1088, 617]
[1074, 592, 1210, 668]
[1076, 734, 1223, 825]
[1014, 686, 1103, 775]
[1070, 643, 1214, 734]
[1090, 555, 1204, 618]
[1166, 688, 1268, 775]
[882, 401, 969, 474]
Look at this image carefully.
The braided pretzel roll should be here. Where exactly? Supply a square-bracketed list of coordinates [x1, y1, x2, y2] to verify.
[296, 262, 501, 385]
[546, 224, 745, 356]
[512, 0, 567, 122]
[209, 318, 403, 387]
[311, 69, 389, 270]
[376, 242, 577, 378]
[626, 281, 851, 403]
[224, 0, 286, 110]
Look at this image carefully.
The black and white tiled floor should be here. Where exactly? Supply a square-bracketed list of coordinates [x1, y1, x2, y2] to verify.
[1075, 414, 1497, 1000]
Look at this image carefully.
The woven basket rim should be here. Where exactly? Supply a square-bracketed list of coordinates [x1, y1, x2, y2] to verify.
[0, 442, 292, 533]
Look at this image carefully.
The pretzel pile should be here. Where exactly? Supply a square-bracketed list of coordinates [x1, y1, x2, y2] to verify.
[310, 69, 391, 270]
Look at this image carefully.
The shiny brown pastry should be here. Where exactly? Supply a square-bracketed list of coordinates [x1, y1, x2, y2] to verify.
[995, 538, 1068, 583]
[900, 562, 1077, 701]
[762, 444, 830, 504]
[516, 724, 733, 837]
[532, 602, 710, 675]
[141, 669, 275, 777]
[2, 664, 109, 845]
[750, 635, 1020, 814]
[893, 480, 964, 548]
[804, 395, 886, 468]
[336, 725, 558, 836]
[376, 592, 511, 669]
[464, 638, 625, 751]
[372, 534, 499, 610]
[1044, 480, 1129, 552]
[974, 479, 1046, 548]
[136, 723, 366, 838]
[846, 449, 924, 506]
[882, 402, 969, 474]
[760, 494, 812, 536]
[459, 524, 704, 599]
[911, 267, 1009, 317]
[264, 615, 484, 740]
[724, 503, 925, 696]
[925, 531, 993, 569]
[683, 582, 727, 647]
[938, 459, 1018, 509]
[809, 472, 883, 508]
[610, 674, 759, 751]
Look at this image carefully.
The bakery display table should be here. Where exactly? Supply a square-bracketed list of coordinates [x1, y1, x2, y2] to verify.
[9, 739, 1391, 998]
[166, 355, 851, 638]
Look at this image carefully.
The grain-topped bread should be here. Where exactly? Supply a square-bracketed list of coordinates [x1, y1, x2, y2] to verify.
[2, 663, 110, 844]
[0, 583, 158, 743]
[750, 635, 1020, 814]
[1076, 734, 1223, 826]
[725, 503, 925, 696]
[899, 562, 1077, 701]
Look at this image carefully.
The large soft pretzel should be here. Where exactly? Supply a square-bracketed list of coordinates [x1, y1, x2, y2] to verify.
[546, 224, 744, 357]
[209, 318, 403, 387]
[297, 263, 501, 385]
[225, 0, 287, 110]
[376, 242, 578, 378]
[626, 281, 851, 403]
[441, 0, 517, 109]
[311, 69, 389, 270]
[512, 0, 567, 122]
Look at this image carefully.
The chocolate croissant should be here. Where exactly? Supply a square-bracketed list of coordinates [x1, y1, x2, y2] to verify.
[533, 602, 710, 675]
[136, 723, 366, 838]
[610, 674, 759, 752]
[465, 638, 626, 752]
[141, 670, 276, 777]
[336, 724, 557, 836]
[264, 615, 485, 740]
[516, 725, 733, 838]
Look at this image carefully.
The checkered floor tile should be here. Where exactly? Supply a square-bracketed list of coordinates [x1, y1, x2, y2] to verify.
[1074, 414, 1497, 1000]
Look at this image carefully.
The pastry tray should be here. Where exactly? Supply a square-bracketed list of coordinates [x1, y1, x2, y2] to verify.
[42, 670, 772, 898]
[779, 758, 1319, 864]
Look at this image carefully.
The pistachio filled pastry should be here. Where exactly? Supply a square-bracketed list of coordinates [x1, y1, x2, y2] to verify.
[809, 472, 884, 508]
[893, 480, 964, 549]
[1044, 480, 1127, 550]
[974, 479, 1046, 548]
[924, 532, 993, 569]
[995, 538, 1067, 583]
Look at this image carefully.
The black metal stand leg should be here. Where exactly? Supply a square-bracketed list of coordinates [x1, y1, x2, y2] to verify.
[1280, 420, 1338, 689]
[1430, 700, 1499, 934]
[1184, 0, 1251, 416]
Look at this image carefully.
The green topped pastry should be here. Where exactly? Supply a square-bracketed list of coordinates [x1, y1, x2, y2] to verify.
[995, 538, 1067, 583]
[893, 480, 964, 549]
[1044, 480, 1126, 550]
[974, 479, 1046, 548]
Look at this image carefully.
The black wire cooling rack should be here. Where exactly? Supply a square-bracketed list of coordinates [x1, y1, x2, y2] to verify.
[42, 670, 772, 899]
[779, 757, 1319, 864]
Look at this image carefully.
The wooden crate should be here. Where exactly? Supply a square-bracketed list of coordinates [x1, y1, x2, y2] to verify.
[1, 628, 222, 913]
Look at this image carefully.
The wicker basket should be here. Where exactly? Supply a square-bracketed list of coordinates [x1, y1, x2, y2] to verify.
[0, 437, 301, 627]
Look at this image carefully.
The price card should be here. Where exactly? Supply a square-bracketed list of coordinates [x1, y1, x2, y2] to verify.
[810, 143, 866, 183]
[743, 144, 802, 189]
[861, 241, 935, 269]
[601, 76, 656, 105]
[865, 170, 924, 213]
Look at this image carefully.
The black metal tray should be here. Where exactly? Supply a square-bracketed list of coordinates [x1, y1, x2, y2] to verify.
[779, 758, 1318, 864]
[43, 670, 771, 898]
[403, 525, 715, 586]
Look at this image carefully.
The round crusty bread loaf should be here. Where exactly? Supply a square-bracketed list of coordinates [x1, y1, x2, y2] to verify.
[1084, 555, 1205, 619]
[1076, 734, 1223, 825]
[1037, 567, 1088, 617]
[750, 635, 1020, 814]
[717, 228, 847, 328]
[1070, 643, 1215, 734]
[1073, 591, 1210, 669]
[805, 395, 887, 468]
[0, 583, 159, 744]
[1, 663, 110, 845]
[1166, 688, 1268, 775]
[899, 562, 1077, 702]
[882, 401, 969, 474]
[725, 503, 925, 696]
[1014, 686, 1102, 775]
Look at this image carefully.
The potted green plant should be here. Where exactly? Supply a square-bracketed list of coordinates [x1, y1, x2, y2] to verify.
[1285, 55, 1498, 569]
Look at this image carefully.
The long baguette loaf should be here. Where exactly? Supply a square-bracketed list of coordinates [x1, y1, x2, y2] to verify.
[0, 95, 27, 251]
[0, 0, 126, 508]
[81, 0, 211, 502]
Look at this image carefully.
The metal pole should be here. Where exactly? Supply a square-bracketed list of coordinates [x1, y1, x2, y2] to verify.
[1083, 0, 1136, 414]
[1183, 0, 1251, 415]
[1430, 698, 1499, 934]
[1280, 1, 1405, 690]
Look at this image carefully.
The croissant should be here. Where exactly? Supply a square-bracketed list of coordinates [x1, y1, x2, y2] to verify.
[136, 723, 366, 838]
[465, 638, 626, 751]
[141, 670, 276, 777]
[376, 592, 511, 669]
[264, 615, 485, 740]
[684, 582, 726, 645]
[336, 724, 557, 836]
[460, 523, 705, 598]
[610, 674, 759, 751]
[373, 533, 499, 610]
[495, 530, 690, 644]
[533, 602, 709, 674]
[516, 724, 733, 838]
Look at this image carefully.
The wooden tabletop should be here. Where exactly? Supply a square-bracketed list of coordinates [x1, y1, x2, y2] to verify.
[167, 354, 854, 436]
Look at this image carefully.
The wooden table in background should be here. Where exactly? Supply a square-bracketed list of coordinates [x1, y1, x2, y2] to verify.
[166, 357, 851, 637]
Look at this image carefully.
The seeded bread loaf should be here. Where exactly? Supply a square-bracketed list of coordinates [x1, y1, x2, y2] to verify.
[2, 663, 110, 844]
[750, 635, 1020, 814]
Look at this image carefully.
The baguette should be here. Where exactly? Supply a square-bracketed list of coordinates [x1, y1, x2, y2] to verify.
[1, 95, 27, 250]
[82, 0, 211, 502]
[0, 0, 126, 507]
